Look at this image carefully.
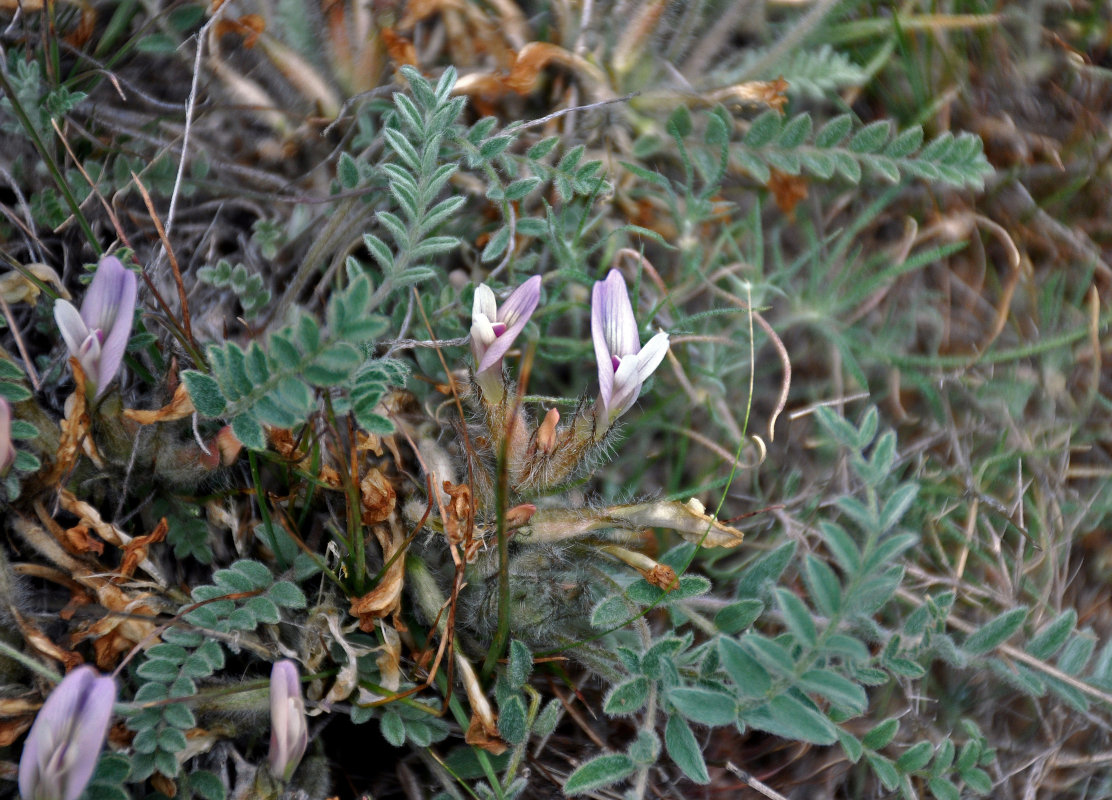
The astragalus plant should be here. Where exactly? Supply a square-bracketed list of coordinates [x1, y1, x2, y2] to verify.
[2, 2, 1109, 799]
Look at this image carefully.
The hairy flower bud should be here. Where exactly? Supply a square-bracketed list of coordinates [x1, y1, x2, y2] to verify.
[19, 666, 117, 800]
[591, 270, 668, 427]
[53, 255, 137, 399]
[268, 660, 308, 783]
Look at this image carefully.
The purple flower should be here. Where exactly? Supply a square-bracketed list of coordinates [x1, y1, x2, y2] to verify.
[53, 255, 137, 398]
[0, 398, 14, 476]
[470, 276, 542, 376]
[591, 270, 669, 425]
[268, 660, 308, 783]
[18, 665, 117, 800]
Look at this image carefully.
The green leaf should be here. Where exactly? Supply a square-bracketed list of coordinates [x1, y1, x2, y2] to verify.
[775, 588, 816, 646]
[268, 580, 307, 608]
[714, 599, 763, 633]
[802, 555, 841, 617]
[745, 110, 782, 148]
[0, 381, 32, 402]
[507, 639, 532, 687]
[818, 521, 860, 574]
[879, 483, 919, 532]
[380, 710, 405, 746]
[498, 695, 527, 745]
[815, 114, 852, 147]
[962, 607, 1028, 655]
[777, 113, 812, 148]
[928, 777, 961, 800]
[605, 677, 650, 716]
[718, 636, 771, 697]
[798, 669, 867, 715]
[867, 752, 899, 790]
[962, 767, 993, 793]
[837, 729, 863, 763]
[743, 694, 837, 744]
[862, 717, 899, 749]
[849, 120, 891, 153]
[736, 541, 795, 598]
[563, 753, 635, 795]
[1026, 609, 1077, 662]
[231, 413, 265, 450]
[665, 715, 709, 784]
[182, 371, 226, 416]
[188, 770, 226, 800]
[896, 740, 934, 772]
[667, 687, 737, 727]
[527, 136, 559, 160]
[742, 634, 795, 677]
[591, 595, 632, 629]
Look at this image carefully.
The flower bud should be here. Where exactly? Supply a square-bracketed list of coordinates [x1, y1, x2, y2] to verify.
[0, 398, 14, 476]
[19, 666, 117, 800]
[268, 660, 308, 783]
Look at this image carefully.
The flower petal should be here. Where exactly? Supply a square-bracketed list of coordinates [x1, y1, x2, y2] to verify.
[607, 354, 644, 420]
[80, 256, 130, 333]
[496, 275, 541, 327]
[0, 398, 13, 474]
[597, 270, 640, 357]
[634, 331, 669, 383]
[472, 283, 497, 323]
[54, 300, 90, 360]
[591, 280, 614, 410]
[92, 265, 137, 398]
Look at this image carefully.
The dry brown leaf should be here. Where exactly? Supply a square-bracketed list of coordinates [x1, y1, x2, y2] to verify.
[505, 42, 607, 96]
[150, 773, 177, 798]
[62, 523, 105, 556]
[117, 517, 168, 581]
[0, 715, 33, 746]
[349, 518, 407, 629]
[42, 364, 96, 485]
[382, 28, 417, 69]
[213, 14, 265, 48]
[708, 77, 789, 111]
[123, 383, 196, 424]
[767, 169, 808, 216]
[11, 607, 82, 670]
[360, 468, 396, 525]
[0, 263, 70, 305]
[456, 652, 506, 755]
[57, 489, 166, 585]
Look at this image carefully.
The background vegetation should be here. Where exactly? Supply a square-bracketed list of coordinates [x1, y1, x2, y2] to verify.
[0, 1, 1109, 798]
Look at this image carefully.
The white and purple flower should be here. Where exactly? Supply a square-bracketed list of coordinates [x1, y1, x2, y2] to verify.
[470, 275, 541, 400]
[53, 255, 137, 399]
[591, 270, 669, 427]
[18, 665, 117, 800]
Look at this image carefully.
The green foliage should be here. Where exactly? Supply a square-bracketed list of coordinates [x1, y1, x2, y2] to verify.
[361, 66, 467, 288]
[736, 111, 993, 187]
[725, 44, 868, 98]
[196, 259, 272, 320]
[126, 560, 305, 781]
[182, 274, 392, 446]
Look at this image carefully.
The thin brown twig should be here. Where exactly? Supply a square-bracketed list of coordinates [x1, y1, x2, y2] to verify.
[131, 172, 195, 348]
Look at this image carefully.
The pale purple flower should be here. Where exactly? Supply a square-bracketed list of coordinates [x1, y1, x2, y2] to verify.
[19, 666, 117, 800]
[0, 398, 14, 476]
[268, 660, 308, 783]
[470, 275, 542, 375]
[53, 255, 137, 398]
[591, 270, 669, 425]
